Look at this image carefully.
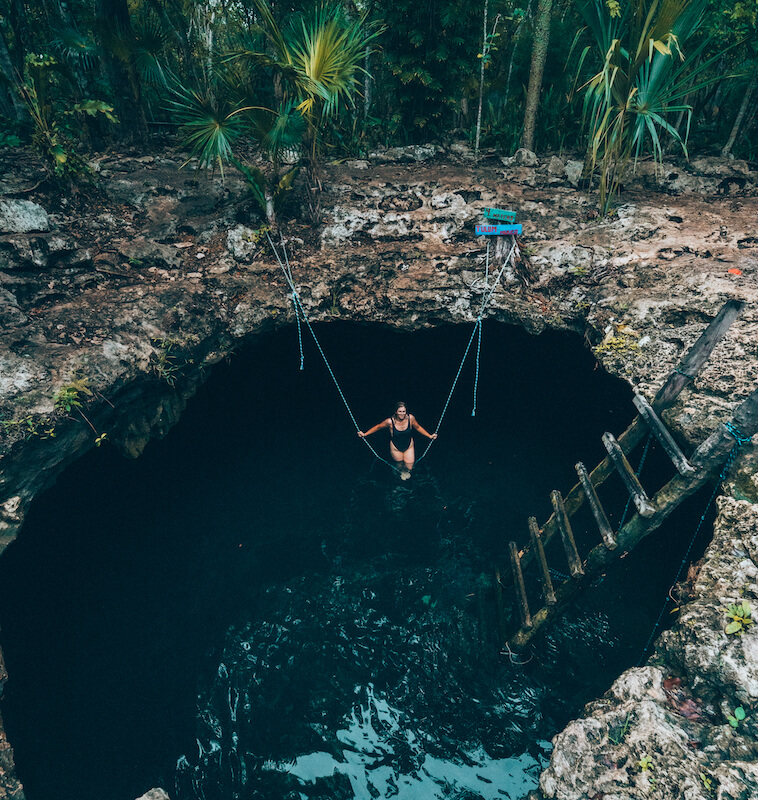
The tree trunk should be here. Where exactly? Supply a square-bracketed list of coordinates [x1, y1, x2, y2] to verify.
[520, 0, 553, 152]
[8, 0, 28, 74]
[722, 67, 758, 158]
[474, 0, 488, 158]
[95, 0, 147, 140]
[0, 26, 26, 124]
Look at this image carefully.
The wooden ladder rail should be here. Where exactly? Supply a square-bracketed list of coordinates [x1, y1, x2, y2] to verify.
[502, 298, 744, 583]
[508, 383, 758, 650]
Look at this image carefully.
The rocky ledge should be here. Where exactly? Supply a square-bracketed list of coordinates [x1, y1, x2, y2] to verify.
[1, 144, 757, 799]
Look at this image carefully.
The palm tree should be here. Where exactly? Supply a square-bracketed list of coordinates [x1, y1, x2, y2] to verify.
[229, 0, 383, 221]
[576, 0, 728, 214]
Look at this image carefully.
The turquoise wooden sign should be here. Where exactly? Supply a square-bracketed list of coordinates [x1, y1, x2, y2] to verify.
[482, 207, 516, 222]
[475, 223, 522, 236]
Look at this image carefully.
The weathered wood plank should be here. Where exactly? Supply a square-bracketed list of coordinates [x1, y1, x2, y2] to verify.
[483, 207, 517, 222]
[508, 385, 758, 649]
[551, 490, 584, 577]
[528, 516, 557, 605]
[475, 223, 523, 236]
[653, 299, 745, 410]
[602, 432, 656, 518]
[633, 393, 695, 476]
[509, 542, 532, 629]
[575, 461, 616, 549]
[505, 298, 743, 582]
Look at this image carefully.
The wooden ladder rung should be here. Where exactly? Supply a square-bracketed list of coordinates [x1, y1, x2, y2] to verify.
[633, 393, 696, 476]
[509, 541, 532, 629]
[550, 490, 584, 577]
[602, 432, 656, 518]
[528, 517, 557, 604]
[575, 462, 616, 550]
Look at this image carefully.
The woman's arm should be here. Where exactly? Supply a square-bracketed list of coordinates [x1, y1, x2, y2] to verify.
[358, 419, 391, 437]
[410, 415, 438, 440]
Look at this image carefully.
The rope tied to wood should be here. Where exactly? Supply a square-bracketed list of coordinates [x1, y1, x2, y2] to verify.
[674, 366, 696, 380]
[724, 421, 752, 448]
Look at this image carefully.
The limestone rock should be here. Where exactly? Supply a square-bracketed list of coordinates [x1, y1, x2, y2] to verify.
[448, 141, 475, 161]
[227, 225, 260, 262]
[135, 790, 170, 800]
[513, 148, 538, 167]
[565, 160, 584, 186]
[345, 159, 369, 170]
[0, 199, 50, 234]
[0, 289, 26, 326]
[368, 144, 442, 163]
[0, 232, 89, 270]
[547, 156, 566, 180]
[117, 238, 183, 270]
[659, 496, 758, 703]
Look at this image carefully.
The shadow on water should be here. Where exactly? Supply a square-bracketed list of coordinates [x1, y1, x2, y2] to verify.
[0, 322, 718, 800]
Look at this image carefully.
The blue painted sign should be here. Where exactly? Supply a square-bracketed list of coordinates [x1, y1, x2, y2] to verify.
[475, 223, 522, 236]
[482, 207, 516, 222]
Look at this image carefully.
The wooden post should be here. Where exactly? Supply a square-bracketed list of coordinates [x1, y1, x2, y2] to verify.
[653, 299, 744, 410]
[633, 393, 695, 476]
[502, 298, 742, 583]
[551, 490, 584, 577]
[509, 541, 532, 629]
[575, 462, 616, 549]
[508, 385, 758, 650]
[602, 432, 656, 518]
[528, 516, 556, 604]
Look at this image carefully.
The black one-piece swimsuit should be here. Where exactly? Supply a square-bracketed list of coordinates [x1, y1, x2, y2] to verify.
[390, 418, 413, 452]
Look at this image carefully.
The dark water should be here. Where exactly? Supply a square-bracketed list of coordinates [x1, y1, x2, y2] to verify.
[0, 322, 717, 800]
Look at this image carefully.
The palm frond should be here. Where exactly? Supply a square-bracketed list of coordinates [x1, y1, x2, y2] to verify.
[51, 27, 98, 70]
[166, 82, 244, 175]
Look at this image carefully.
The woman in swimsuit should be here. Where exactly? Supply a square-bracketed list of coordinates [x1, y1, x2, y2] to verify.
[358, 401, 437, 476]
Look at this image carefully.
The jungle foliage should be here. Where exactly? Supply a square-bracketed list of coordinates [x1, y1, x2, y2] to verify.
[0, 0, 755, 211]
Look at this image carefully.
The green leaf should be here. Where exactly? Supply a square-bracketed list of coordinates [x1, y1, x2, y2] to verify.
[735, 706, 746, 721]
[725, 620, 743, 635]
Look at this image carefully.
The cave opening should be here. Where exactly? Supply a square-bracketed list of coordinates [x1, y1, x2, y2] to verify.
[0, 321, 717, 800]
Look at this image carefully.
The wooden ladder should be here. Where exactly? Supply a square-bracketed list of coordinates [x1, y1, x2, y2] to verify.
[502, 299, 754, 650]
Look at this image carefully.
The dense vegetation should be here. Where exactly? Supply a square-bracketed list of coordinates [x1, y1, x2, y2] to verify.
[0, 0, 755, 212]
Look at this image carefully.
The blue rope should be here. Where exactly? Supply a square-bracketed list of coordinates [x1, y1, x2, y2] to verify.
[674, 366, 696, 380]
[471, 242, 490, 418]
[266, 233, 395, 468]
[280, 236, 305, 371]
[618, 433, 653, 529]
[637, 420, 752, 665]
[418, 238, 518, 462]
[268, 232, 517, 468]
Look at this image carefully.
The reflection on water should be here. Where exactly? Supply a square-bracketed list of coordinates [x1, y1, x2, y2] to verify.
[281, 687, 550, 800]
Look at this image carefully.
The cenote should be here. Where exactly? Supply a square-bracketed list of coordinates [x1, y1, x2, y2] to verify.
[0, 321, 717, 800]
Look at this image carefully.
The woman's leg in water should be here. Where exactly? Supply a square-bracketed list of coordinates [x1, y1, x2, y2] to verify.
[390, 442, 414, 477]
[403, 441, 416, 471]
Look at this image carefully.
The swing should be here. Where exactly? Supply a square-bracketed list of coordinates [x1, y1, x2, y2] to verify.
[265, 230, 519, 469]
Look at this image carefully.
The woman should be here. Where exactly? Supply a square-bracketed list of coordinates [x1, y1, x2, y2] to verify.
[358, 401, 437, 476]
